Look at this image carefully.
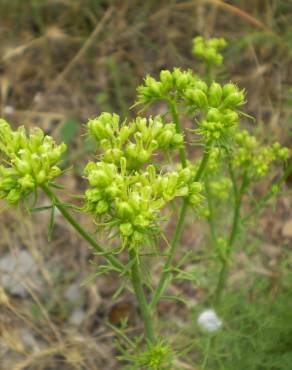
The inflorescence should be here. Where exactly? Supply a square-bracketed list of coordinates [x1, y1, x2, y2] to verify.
[0, 119, 66, 204]
[84, 113, 203, 248]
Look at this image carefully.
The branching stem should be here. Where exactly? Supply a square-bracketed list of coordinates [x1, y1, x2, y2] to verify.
[42, 184, 124, 273]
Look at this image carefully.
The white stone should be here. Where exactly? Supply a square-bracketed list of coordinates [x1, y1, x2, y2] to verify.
[69, 308, 86, 326]
[0, 250, 38, 298]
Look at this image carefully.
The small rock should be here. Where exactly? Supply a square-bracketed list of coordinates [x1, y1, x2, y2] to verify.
[282, 219, 292, 238]
[3, 105, 14, 115]
[64, 283, 82, 303]
[20, 328, 40, 351]
[69, 308, 86, 326]
[0, 250, 38, 298]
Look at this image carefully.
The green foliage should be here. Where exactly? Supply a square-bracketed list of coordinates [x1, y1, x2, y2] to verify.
[192, 281, 292, 370]
[60, 118, 79, 145]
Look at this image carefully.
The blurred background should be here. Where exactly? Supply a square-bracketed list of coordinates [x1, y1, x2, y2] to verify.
[0, 1, 291, 369]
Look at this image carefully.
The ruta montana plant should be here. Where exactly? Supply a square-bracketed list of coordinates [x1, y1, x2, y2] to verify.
[0, 36, 290, 369]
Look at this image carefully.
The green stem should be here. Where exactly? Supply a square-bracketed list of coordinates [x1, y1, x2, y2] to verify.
[168, 99, 187, 168]
[129, 248, 155, 343]
[42, 184, 124, 273]
[206, 63, 213, 85]
[151, 145, 211, 309]
[205, 176, 217, 247]
[214, 173, 248, 307]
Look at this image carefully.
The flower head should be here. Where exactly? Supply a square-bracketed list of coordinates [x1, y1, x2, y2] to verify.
[232, 130, 290, 180]
[197, 309, 223, 332]
[84, 113, 204, 249]
[0, 119, 66, 204]
[192, 36, 227, 66]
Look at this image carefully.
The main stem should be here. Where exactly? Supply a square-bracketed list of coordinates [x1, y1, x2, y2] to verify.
[42, 184, 124, 273]
[129, 248, 155, 343]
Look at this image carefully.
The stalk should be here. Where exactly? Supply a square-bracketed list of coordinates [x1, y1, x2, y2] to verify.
[168, 99, 187, 168]
[205, 176, 217, 247]
[214, 173, 248, 307]
[42, 184, 124, 273]
[129, 248, 155, 343]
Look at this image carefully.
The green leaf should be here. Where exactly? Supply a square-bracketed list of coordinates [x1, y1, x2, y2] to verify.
[60, 118, 79, 145]
[48, 204, 55, 242]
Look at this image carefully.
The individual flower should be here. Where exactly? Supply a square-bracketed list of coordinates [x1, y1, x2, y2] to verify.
[197, 309, 223, 332]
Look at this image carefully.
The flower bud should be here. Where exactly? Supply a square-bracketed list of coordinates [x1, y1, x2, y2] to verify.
[223, 91, 245, 108]
[207, 108, 221, 122]
[188, 89, 208, 108]
[36, 170, 46, 184]
[222, 83, 237, 98]
[117, 201, 134, 219]
[6, 188, 21, 203]
[85, 188, 102, 202]
[158, 130, 173, 148]
[13, 159, 31, 175]
[159, 70, 173, 86]
[18, 174, 35, 190]
[209, 82, 222, 107]
[95, 200, 109, 215]
[0, 177, 16, 191]
[176, 73, 189, 89]
[195, 80, 208, 93]
[119, 222, 133, 237]
[133, 215, 150, 228]
[49, 166, 62, 178]
[179, 167, 191, 182]
[88, 169, 109, 187]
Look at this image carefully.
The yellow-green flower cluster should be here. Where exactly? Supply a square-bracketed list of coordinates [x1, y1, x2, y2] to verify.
[206, 147, 222, 171]
[192, 36, 227, 66]
[85, 113, 203, 246]
[124, 341, 173, 370]
[232, 130, 290, 179]
[0, 119, 66, 204]
[136, 68, 204, 106]
[87, 113, 183, 170]
[210, 177, 232, 200]
[195, 82, 245, 143]
[84, 159, 203, 246]
[136, 66, 245, 145]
